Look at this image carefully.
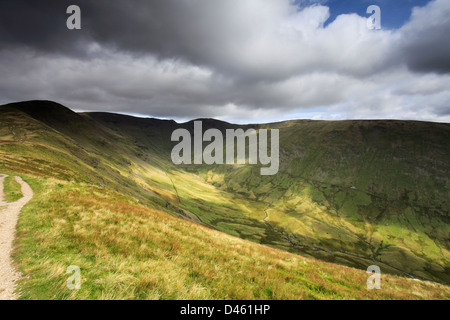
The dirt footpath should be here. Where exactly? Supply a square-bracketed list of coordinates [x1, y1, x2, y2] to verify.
[0, 174, 33, 300]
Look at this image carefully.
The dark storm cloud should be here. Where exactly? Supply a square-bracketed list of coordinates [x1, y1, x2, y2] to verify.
[1, 0, 261, 74]
[2, 0, 449, 76]
[0, 0, 396, 79]
[0, 0, 89, 56]
[399, 0, 450, 74]
[0, 0, 449, 122]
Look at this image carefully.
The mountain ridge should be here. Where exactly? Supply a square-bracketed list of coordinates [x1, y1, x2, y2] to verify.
[1, 100, 449, 287]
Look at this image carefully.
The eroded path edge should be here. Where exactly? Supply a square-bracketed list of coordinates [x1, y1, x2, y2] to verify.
[0, 174, 33, 300]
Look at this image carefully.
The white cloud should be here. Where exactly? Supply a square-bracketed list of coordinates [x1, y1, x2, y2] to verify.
[0, 0, 449, 123]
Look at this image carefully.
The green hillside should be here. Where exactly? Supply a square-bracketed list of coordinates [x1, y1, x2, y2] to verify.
[0, 100, 449, 299]
[89, 108, 450, 283]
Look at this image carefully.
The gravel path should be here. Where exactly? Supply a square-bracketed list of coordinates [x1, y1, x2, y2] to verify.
[0, 174, 33, 300]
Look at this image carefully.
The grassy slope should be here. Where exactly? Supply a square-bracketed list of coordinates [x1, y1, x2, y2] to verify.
[90, 113, 450, 283]
[0, 100, 449, 298]
[2, 175, 23, 202]
[12, 174, 450, 299]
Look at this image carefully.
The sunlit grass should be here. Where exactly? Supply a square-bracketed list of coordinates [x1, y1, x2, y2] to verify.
[12, 175, 450, 300]
[2, 102, 449, 297]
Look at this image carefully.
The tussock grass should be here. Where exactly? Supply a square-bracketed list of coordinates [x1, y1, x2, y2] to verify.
[13, 175, 450, 300]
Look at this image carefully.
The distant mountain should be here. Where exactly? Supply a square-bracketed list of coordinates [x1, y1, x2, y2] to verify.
[1, 100, 449, 291]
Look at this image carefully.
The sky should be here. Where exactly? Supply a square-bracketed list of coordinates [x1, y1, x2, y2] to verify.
[0, 0, 449, 123]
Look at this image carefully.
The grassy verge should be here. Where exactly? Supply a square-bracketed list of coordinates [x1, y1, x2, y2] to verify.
[3, 175, 23, 202]
[12, 174, 450, 300]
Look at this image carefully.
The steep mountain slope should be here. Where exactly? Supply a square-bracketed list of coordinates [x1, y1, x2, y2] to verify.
[208, 120, 450, 283]
[89, 110, 450, 283]
[7, 174, 449, 300]
[0, 100, 449, 289]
